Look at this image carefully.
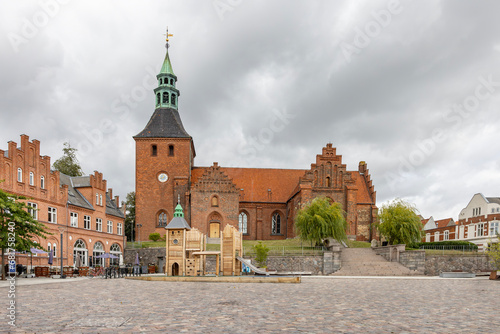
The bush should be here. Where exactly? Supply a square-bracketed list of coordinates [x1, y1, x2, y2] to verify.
[148, 232, 161, 242]
[252, 241, 270, 268]
[411, 241, 478, 249]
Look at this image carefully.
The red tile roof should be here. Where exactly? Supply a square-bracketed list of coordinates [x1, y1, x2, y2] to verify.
[435, 218, 454, 228]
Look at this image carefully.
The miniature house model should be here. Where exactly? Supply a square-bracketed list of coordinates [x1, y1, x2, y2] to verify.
[165, 203, 242, 276]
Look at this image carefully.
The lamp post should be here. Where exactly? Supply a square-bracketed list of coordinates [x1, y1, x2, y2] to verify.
[57, 226, 66, 279]
[136, 224, 142, 247]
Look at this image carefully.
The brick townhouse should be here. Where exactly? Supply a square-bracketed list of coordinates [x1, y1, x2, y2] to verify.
[134, 42, 378, 242]
[0, 135, 125, 268]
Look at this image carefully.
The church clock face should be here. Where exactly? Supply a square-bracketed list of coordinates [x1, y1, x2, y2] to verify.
[158, 173, 168, 183]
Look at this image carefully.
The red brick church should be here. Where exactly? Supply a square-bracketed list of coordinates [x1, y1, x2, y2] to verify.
[134, 42, 377, 242]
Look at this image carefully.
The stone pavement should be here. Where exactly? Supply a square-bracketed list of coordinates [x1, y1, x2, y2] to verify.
[1, 276, 499, 333]
[332, 248, 419, 276]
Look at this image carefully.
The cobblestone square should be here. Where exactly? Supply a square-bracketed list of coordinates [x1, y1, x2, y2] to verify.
[2, 277, 499, 333]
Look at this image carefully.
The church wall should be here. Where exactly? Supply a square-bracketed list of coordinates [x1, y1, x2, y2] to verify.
[239, 202, 288, 240]
[191, 189, 239, 236]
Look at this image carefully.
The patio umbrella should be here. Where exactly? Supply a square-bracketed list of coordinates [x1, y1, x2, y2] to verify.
[48, 249, 53, 265]
[95, 253, 118, 267]
[74, 253, 81, 268]
[30, 247, 47, 271]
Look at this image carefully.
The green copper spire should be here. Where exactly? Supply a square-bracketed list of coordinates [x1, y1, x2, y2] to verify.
[154, 28, 180, 110]
[160, 51, 175, 76]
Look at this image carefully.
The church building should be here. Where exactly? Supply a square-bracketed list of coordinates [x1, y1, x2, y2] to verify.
[134, 39, 378, 242]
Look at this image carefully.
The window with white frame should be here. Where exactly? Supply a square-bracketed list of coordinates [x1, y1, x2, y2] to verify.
[96, 218, 102, 232]
[29, 172, 34, 186]
[96, 193, 99, 205]
[272, 212, 281, 235]
[490, 222, 499, 236]
[27, 202, 38, 220]
[17, 168, 22, 182]
[52, 243, 57, 257]
[117, 223, 122, 236]
[100, 195, 103, 206]
[47, 243, 51, 254]
[48, 207, 57, 223]
[84, 215, 91, 230]
[444, 230, 449, 240]
[425, 233, 430, 242]
[70, 212, 78, 227]
[107, 220, 113, 233]
[477, 223, 485, 237]
[239, 212, 248, 234]
[40, 175, 45, 189]
[434, 231, 440, 242]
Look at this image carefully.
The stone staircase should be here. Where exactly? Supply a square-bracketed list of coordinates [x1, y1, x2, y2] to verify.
[331, 248, 419, 276]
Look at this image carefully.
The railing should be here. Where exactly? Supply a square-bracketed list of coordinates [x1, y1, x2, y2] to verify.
[419, 244, 479, 255]
[243, 246, 325, 257]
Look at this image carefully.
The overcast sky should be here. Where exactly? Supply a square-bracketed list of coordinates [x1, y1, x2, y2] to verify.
[1, 0, 499, 221]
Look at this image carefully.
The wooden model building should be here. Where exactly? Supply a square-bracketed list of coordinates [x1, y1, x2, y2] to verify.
[165, 202, 243, 276]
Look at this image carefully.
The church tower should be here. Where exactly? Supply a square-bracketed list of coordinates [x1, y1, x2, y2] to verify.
[134, 32, 195, 241]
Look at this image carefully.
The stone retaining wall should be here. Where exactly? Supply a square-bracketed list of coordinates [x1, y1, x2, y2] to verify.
[425, 255, 495, 276]
[126, 248, 340, 275]
[399, 250, 425, 273]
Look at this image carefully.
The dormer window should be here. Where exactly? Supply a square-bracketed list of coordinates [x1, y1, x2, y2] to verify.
[152, 145, 157, 156]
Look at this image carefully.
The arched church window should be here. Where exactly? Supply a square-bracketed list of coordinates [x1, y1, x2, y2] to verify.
[326, 176, 331, 187]
[163, 92, 169, 104]
[168, 145, 174, 156]
[152, 145, 157, 156]
[272, 212, 281, 235]
[239, 212, 248, 234]
[211, 196, 219, 207]
[156, 93, 160, 105]
[158, 212, 168, 227]
[171, 94, 176, 105]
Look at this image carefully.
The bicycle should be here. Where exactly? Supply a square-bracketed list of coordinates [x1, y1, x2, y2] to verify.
[87, 266, 105, 278]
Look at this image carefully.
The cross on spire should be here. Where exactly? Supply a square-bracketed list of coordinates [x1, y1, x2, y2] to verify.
[164, 27, 173, 49]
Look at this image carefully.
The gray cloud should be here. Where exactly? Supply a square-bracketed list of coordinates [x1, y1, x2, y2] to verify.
[1, 0, 500, 221]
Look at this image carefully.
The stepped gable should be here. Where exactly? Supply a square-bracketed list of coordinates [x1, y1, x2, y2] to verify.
[191, 163, 239, 194]
[358, 161, 376, 204]
[134, 107, 191, 138]
[191, 166, 306, 203]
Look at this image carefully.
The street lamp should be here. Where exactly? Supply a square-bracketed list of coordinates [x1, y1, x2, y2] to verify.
[136, 224, 143, 247]
[57, 226, 66, 279]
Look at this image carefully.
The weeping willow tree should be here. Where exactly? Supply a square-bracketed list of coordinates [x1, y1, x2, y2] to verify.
[377, 199, 423, 245]
[294, 197, 347, 245]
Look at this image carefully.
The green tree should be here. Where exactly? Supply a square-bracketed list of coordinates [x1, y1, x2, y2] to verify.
[377, 198, 423, 245]
[252, 241, 270, 268]
[124, 192, 135, 242]
[294, 197, 347, 245]
[486, 235, 500, 271]
[52, 142, 84, 177]
[0, 185, 51, 279]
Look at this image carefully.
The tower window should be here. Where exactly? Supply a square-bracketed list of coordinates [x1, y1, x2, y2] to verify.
[168, 145, 174, 156]
[170, 79, 174, 85]
[162, 92, 169, 104]
[159, 78, 162, 85]
[152, 145, 157, 156]
[156, 93, 160, 105]
[171, 94, 176, 105]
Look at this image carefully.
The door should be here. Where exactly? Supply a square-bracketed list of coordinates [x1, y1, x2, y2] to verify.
[172, 263, 179, 276]
[210, 222, 220, 238]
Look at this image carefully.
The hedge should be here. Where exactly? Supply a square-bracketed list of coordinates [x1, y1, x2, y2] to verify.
[411, 241, 478, 249]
